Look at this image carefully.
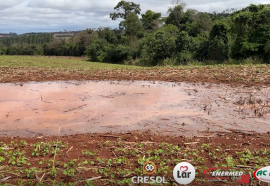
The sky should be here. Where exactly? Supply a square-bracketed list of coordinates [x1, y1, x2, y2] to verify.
[0, 0, 269, 34]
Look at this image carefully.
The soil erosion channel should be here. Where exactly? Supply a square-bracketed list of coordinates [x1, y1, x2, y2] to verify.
[0, 81, 269, 137]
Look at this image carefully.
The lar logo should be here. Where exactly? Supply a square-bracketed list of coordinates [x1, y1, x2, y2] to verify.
[143, 161, 156, 174]
[173, 162, 195, 184]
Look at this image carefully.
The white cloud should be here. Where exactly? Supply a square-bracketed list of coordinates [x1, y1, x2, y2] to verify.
[0, 0, 28, 10]
[0, 0, 270, 34]
[28, 0, 117, 11]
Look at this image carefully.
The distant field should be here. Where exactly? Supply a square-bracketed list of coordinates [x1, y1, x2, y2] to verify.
[0, 55, 140, 69]
[0, 55, 270, 86]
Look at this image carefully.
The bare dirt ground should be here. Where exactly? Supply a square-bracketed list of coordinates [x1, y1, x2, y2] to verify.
[1, 61, 270, 185]
[1, 64, 270, 87]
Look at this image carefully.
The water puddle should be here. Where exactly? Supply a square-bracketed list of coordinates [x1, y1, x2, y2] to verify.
[0, 81, 269, 137]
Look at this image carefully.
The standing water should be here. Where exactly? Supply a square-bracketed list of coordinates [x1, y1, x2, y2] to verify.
[0, 80, 269, 137]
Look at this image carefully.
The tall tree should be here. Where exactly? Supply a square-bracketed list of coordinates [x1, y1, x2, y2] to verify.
[208, 21, 230, 61]
[141, 24, 178, 65]
[165, 1, 200, 36]
[120, 12, 143, 37]
[110, 1, 141, 20]
[141, 10, 162, 30]
[230, 4, 270, 59]
[165, 1, 186, 29]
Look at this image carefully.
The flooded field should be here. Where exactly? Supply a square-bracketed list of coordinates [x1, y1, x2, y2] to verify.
[0, 80, 269, 137]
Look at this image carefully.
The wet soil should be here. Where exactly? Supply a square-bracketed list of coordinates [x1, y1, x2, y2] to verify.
[1, 81, 269, 137]
[1, 60, 270, 185]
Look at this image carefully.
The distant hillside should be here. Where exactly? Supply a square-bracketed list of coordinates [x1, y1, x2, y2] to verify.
[0, 33, 54, 46]
[0, 34, 11, 38]
[21, 31, 81, 38]
[0, 31, 83, 46]
[53, 32, 79, 38]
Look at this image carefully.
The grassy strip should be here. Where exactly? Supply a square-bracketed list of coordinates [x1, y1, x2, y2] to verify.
[0, 56, 141, 69]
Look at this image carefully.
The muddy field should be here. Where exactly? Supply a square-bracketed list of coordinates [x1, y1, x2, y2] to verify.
[1, 58, 270, 185]
[0, 80, 270, 137]
[0, 80, 270, 186]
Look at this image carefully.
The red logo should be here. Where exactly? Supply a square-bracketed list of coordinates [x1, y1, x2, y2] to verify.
[180, 166, 188, 172]
[236, 175, 250, 184]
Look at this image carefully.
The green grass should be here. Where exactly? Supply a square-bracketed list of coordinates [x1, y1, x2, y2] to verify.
[0, 55, 141, 69]
[0, 55, 268, 70]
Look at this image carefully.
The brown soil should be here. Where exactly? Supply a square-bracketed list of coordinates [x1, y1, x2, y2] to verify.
[0, 81, 269, 138]
[1, 61, 270, 185]
[0, 131, 269, 185]
[1, 65, 270, 87]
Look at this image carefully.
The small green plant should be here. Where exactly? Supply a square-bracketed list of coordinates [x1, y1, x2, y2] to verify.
[0, 156, 5, 164]
[62, 159, 77, 177]
[41, 143, 51, 156]
[96, 157, 105, 165]
[39, 159, 45, 165]
[68, 159, 77, 166]
[8, 149, 27, 166]
[78, 160, 89, 166]
[63, 168, 75, 177]
[104, 140, 113, 146]
[84, 181, 93, 186]
[20, 140, 27, 147]
[32, 148, 39, 156]
[46, 159, 54, 168]
[51, 166, 57, 178]
[82, 150, 96, 158]
[25, 168, 36, 178]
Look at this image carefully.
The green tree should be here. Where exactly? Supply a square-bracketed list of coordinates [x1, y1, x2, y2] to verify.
[165, 1, 204, 37]
[73, 29, 96, 56]
[230, 4, 270, 60]
[140, 24, 178, 65]
[208, 21, 230, 61]
[110, 1, 141, 20]
[97, 28, 117, 44]
[141, 10, 162, 30]
[193, 13, 212, 35]
[165, 1, 186, 29]
[86, 38, 109, 62]
[120, 12, 143, 37]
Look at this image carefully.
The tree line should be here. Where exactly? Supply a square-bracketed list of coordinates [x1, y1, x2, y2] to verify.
[1, 1, 270, 66]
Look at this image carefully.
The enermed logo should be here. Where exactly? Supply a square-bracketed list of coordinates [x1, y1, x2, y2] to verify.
[131, 161, 167, 184]
[203, 167, 249, 183]
[173, 162, 196, 184]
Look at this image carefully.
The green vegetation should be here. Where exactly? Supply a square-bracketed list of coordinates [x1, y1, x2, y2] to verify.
[0, 34, 53, 55]
[0, 56, 140, 69]
[0, 134, 266, 185]
[0, 1, 270, 66]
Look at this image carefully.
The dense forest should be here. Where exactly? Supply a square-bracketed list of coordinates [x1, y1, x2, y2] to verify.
[1, 1, 270, 66]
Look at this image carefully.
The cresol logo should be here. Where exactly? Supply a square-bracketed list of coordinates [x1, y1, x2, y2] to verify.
[131, 161, 167, 184]
[253, 166, 270, 183]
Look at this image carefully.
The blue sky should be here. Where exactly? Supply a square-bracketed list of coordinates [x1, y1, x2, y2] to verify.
[0, 0, 269, 34]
